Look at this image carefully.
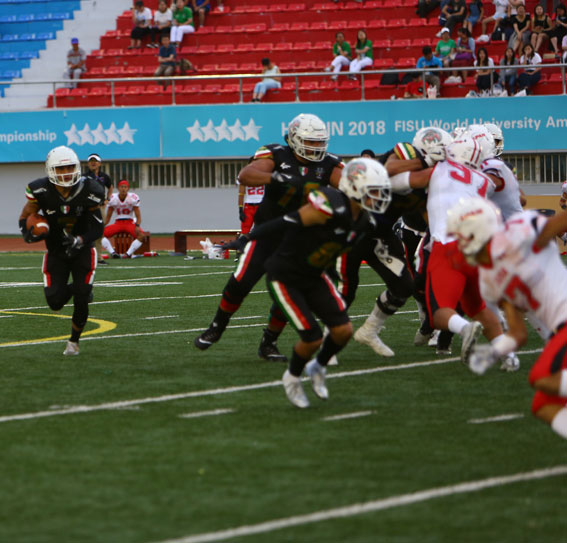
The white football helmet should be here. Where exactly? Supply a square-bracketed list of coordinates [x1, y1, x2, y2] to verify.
[338, 157, 391, 213]
[451, 126, 467, 139]
[446, 135, 484, 170]
[287, 113, 329, 162]
[45, 146, 81, 187]
[412, 126, 453, 165]
[484, 122, 504, 156]
[465, 124, 496, 162]
[447, 197, 502, 262]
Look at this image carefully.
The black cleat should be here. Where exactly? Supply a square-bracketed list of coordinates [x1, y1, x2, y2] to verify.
[194, 324, 223, 350]
[258, 339, 288, 362]
[111, 253, 121, 259]
[98, 259, 108, 266]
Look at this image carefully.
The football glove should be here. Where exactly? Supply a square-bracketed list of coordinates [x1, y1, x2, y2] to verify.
[239, 207, 246, 222]
[19, 218, 44, 243]
[270, 171, 302, 187]
[62, 231, 84, 257]
[221, 235, 250, 252]
[468, 344, 499, 375]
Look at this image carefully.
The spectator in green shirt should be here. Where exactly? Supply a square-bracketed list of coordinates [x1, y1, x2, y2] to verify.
[349, 29, 373, 75]
[326, 31, 352, 80]
[435, 27, 456, 66]
[170, 0, 194, 47]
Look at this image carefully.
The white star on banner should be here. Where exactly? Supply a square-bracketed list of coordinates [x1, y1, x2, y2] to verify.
[187, 120, 204, 142]
[202, 120, 218, 142]
[242, 118, 262, 141]
[228, 119, 245, 141]
[78, 123, 94, 145]
[104, 122, 121, 144]
[64, 124, 82, 146]
[117, 122, 137, 144]
[91, 123, 107, 145]
[215, 119, 232, 141]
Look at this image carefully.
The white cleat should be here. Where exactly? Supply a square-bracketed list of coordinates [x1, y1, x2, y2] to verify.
[282, 370, 309, 408]
[305, 360, 329, 400]
[460, 321, 483, 365]
[63, 341, 80, 356]
[500, 353, 520, 372]
[414, 329, 432, 346]
[327, 355, 339, 366]
[428, 329, 440, 347]
[354, 324, 394, 357]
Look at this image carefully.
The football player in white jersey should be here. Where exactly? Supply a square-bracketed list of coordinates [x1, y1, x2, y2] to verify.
[100, 180, 147, 258]
[448, 197, 567, 439]
[389, 135, 510, 365]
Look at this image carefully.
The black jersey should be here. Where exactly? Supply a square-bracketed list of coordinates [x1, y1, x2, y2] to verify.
[252, 144, 342, 226]
[265, 187, 376, 286]
[375, 143, 429, 233]
[84, 168, 113, 197]
[25, 177, 105, 254]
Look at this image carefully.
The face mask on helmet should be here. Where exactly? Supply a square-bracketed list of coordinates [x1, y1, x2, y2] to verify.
[484, 122, 504, 157]
[287, 113, 329, 162]
[446, 136, 484, 170]
[338, 157, 391, 214]
[45, 146, 81, 187]
[447, 197, 502, 263]
[412, 126, 453, 165]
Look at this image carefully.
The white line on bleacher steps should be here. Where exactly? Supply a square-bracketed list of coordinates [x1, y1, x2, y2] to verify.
[323, 411, 374, 421]
[150, 465, 567, 543]
[0, 350, 543, 424]
[178, 408, 235, 419]
[468, 413, 525, 424]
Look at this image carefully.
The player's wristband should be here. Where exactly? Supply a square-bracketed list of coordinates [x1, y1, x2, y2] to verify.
[491, 334, 518, 357]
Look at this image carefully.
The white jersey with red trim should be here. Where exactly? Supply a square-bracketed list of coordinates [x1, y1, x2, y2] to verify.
[244, 185, 264, 204]
[482, 158, 523, 220]
[108, 192, 140, 221]
[480, 210, 567, 334]
[427, 160, 495, 244]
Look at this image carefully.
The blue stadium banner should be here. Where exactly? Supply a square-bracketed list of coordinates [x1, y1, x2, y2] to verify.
[0, 108, 160, 162]
[1, 96, 566, 162]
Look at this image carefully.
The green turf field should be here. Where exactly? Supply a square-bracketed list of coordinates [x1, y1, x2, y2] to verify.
[0, 252, 565, 543]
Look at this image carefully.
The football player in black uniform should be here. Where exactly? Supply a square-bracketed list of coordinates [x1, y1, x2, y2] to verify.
[336, 127, 452, 358]
[230, 158, 391, 407]
[194, 113, 344, 361]
[19, 146, 105, 356]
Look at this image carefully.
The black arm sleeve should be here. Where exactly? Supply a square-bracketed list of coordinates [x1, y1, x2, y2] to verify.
[247, 211, 302, 241]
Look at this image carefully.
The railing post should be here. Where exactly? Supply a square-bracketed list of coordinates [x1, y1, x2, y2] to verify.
[111, 80, 115, 107]
[172, 78, 176, 105]
[239, 76, 243, 103]
[562, 63, 566, 96]
[361, 72, 365, 101]
[295, 75, 299, 102]
[53, 81, 57, 108]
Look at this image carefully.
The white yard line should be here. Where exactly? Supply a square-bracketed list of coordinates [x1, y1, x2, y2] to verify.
[468, 413, 525, 424]
[144, 315, 179, 320]
[323, 411, 374, 422]
[178, 408, 235, 419]
[151, 465, 567, 543]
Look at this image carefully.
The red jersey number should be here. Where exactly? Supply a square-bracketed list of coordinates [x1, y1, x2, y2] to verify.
[448, 162, 490, 197]
[504, 275, 540, 311]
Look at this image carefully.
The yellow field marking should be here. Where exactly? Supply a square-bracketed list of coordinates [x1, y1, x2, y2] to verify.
[0, 310, 117, 347]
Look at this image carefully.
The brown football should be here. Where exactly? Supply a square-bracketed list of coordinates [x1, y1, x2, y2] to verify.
[26, 213, 50, 237]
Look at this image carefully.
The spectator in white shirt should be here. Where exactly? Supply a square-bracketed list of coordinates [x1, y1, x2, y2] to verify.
[129, 0, 153, 49]
[517, 42, 541, 94]
[149, 0, 173, 48]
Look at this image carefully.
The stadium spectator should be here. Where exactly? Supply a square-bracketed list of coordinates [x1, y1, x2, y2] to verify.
[499, 46, 518, 93]
[149, 0, 173, 48]
[129, 0, 153, 49]
[517, 42, 542, 94]
[480, 0, 510, 40]
[435, 27, 456, 67]
[439, 0, 467, 34]
[19, 146, 104, 356]
[563, 34, 567, 61]
[450, 27, 476, 82]
[403, 72, 428, 97]
[192, 0, 210, 27]
[251, 58, 281, 102]
[84, 153, 113, 265]
[417, 46, 443, 93]
[154, 34, 177, 88]
[550, 4, 567, 58]
[464, 0, 484, 33]
[349, 30, 374, 75]
[530, 4, 553, 54]
[101, 180, 147, 259]
[216, 0, 225, 11]
[417, 0, 440, 18]
[360, 149, 376, 158]
[475, 46, 498, 91]
[170, 0, 195, 47]
[65, 38, 86, 88]
[508, 4, 531, 53]
[325, 32, 352, 80]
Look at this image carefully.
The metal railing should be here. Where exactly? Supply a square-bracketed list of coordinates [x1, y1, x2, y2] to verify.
[3, 62, 566, 108]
